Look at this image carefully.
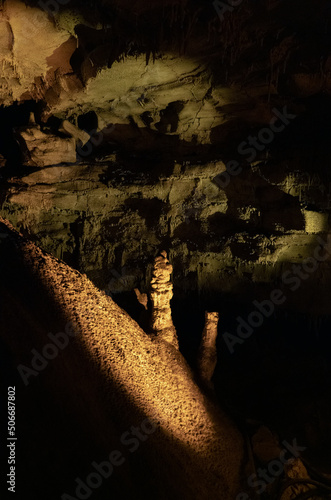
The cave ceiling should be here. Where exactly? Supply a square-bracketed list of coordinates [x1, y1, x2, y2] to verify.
[0, 0, 330, 157]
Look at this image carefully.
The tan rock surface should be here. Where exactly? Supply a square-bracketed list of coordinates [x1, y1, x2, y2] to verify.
[149, 250, 179, 349]
[197, 311, 219, 385]
[18, 125, 76, 166]
[0, 216, 247, 499]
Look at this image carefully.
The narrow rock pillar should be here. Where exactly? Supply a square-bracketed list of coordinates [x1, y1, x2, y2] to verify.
[149, 251, 179, 349]
[197, 312, 219, 384]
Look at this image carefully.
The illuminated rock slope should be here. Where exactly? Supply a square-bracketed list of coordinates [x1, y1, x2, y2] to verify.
[0, 217, 250, 500]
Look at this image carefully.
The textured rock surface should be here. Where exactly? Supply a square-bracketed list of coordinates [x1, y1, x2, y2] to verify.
[0, 0, 330, 152]
[1, 2, 331, 500]
[149, 250, 179, 348]
[197, 311, 219, 384]
[0, 217, 247, 500]
[2, 157, 331, 315]
[17, 124, 76, 167]
[0, 1, 331, 497]
[282, 459, 313, 500]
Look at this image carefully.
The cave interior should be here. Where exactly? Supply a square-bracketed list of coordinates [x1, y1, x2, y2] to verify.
[1, 1, 331, 499]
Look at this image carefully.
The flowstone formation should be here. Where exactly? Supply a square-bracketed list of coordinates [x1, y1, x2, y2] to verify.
[149, 250, 179, 349]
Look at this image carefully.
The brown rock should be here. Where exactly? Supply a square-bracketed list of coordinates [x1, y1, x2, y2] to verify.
[0, 217, 247, 500]
[197, 311, 219, 385]
[17, 125, 76, 167]
[282, 459, 313, 500]
[251, 426, 282, 462]
[149, 251, 179, 349]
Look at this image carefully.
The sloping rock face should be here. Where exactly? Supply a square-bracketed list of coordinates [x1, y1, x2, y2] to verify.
[0, 217, 247, 500]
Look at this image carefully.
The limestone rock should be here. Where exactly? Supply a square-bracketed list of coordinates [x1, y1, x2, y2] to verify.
[3, 159, 331, 315]
[282, 459, 313, 500]
[251, 426, 282, 463]
[0, 216, 246, 500]
[17, 125, 76, 167]
[1, 0, 327, 150]
[197, 311, 219, 385]
[149, 250, 179, 349]
[134, 288, 148, 310]
[60, 120, 91, 148]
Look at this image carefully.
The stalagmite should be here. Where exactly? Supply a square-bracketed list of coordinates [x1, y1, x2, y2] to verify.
[134, 287, 148, 310]
[197, 311, 219, 385]
[149, 250, 179, 349]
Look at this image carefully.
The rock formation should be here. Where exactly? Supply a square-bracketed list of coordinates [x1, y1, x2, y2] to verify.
[134, 287, 148, 310]
[0, 217, 247, 500]
[2, 159, 331, 316]
[197, 311, 219, 386]
[16, 122, 76, 167]
[282, 459, 313, 500]
[0, 0, 331, 496]
[60, 119, 91, 149]
[149, 250, 179, 349]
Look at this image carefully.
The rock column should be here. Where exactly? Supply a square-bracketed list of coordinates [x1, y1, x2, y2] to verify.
[149, 251, 179, 349]
[197, 311, 219, 385]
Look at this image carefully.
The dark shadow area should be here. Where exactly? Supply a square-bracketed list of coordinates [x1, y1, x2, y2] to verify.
[124, 197, 169, 230]
[215, 309, 331, 474]
[155, 101, 185, 134]
[171, 291, 331, 475]
[269, 94, 331, 173]
[0, 100, 39, 170]
[78, 110, 99, 133]
[171, 285, 331, 481]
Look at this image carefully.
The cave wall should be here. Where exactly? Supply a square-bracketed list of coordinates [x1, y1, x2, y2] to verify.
[3, 154, 331, 315]
[1, 1, 331, 498]
[0, 1, 330, 318]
